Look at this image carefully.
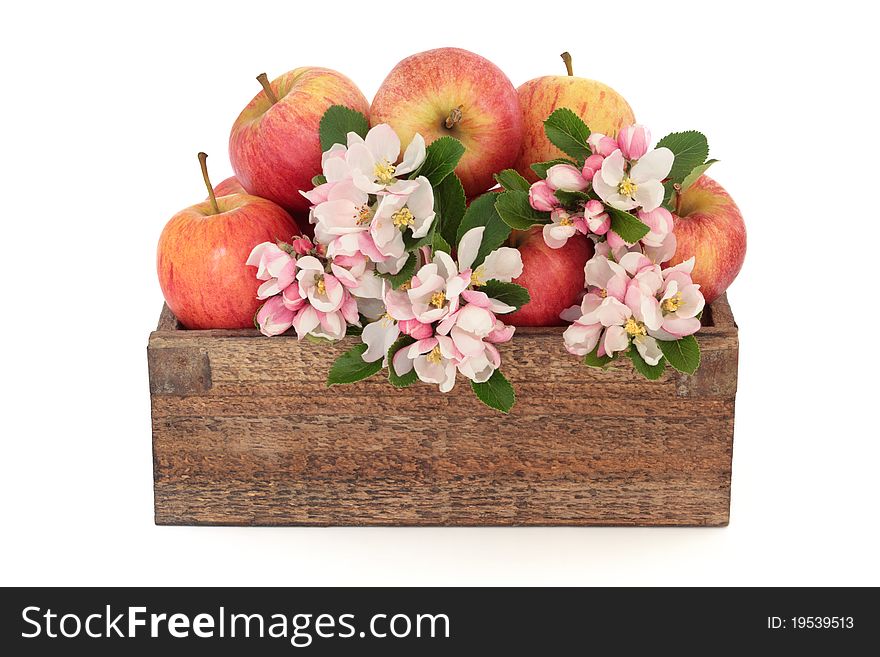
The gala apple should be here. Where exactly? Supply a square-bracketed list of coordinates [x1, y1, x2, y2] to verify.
[370, 48, 522, 198]
[666, 175, 746, 304]
[158, 153, 299, 329]
[505, 227, 594, 326]
[229, 68, 369, 217]
[515, 53, 635, 182]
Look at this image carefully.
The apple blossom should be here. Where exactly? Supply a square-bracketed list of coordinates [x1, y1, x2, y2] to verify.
[587, 132, 619, 157]
[457, 227, 523, 285]
[528, 180, 558, 212]
[591, 147, 673, 212]
[346, 124, 425, 195]
[637, 206, 674, 248]
[581, 153, 605, 181]
[545, 163, 588, 192]
[543, 208, 587, 249]
[392, 336, 460, 393]
[246, 242, 298, 300]
[617, 124, 651, 160]
[256, 296, 296, 337]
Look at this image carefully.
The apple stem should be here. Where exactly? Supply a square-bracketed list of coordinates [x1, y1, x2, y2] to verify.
[198, 152, 220, 215]
[256, 73, 278, 105]
[561, 52, 574, 76]
[444, 105, 464, 129]
[673, 183, 683, 215]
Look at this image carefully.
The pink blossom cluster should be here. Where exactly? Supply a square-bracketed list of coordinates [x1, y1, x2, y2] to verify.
[302, 124, 433, 278]
[561, 246, 705, 364]
[247, 236, 368, 340]
[360, 227, 522, 392]
[528, 124, 676, 255]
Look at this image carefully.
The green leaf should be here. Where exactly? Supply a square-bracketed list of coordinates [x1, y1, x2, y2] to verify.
[657, 335, 701, 375]
[629, 347, 666, 380]
[680, 159, 718, 193]
[494, 169, 531, 192]
[495, 190, 549, 230]
[607, 206, 650, 244]
[456, 193, 511, 268]
[478, 280, 530, 311]
[319, 105, 369, 151]
[415, 136, 466, 186]
[543, 108, 592, 162]
[432, 230, 451, 254]
[662, 180, 677, 211]
[583, 347, 617, 368]
[554, 189, 591, 206]
[470, 369, 516, 414]
[655, 131, 709, 184]
[327, 343, 382, 386]
[387, 336, 418, 388]
[531, 158, 576, 179]
[403, 223, 435, 251]
[434, 173, 467, 247]
[311, 174, 327, 186]
[381, 251, 417, 289]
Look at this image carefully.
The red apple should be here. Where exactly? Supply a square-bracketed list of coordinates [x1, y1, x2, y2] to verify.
[506, 227, 594, 326]
[666, 175, 746, 304]
[158, 153, 300, 329]
[229, 68, 369, 216]
[212, 175, 245, 197]
[370, 48, 522, 198]
[515, 53, 635, 182]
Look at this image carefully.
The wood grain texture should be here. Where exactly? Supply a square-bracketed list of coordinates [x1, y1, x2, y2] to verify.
[148, 294, 738, 526]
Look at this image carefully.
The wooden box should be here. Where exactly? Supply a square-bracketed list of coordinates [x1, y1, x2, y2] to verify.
[148, 295, 738, 526]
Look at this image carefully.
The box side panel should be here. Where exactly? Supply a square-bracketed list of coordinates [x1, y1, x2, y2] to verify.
[149, 318, 736, 526]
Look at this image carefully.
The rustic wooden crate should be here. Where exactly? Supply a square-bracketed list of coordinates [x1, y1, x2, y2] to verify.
[148, 295, 738, 526]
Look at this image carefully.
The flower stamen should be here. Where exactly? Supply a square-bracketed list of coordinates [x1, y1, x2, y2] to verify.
[374, 159, 396, 185]
[624, 317, 647, 337]
[392, 207, 415, 229]
[618, 176, 638, 197]
[426, 345, 443, 365]
[661, 292, 683, 313]
[354, 204, 373, 226]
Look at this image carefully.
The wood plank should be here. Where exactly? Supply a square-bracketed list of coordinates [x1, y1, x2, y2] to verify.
[148, 296, 738, 526]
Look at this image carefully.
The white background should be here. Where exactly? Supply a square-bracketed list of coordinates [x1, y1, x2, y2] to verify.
[2, 0, 878, 586]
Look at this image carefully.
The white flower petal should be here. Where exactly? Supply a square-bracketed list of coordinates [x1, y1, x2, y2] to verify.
[395, 133, 426, 176]
[364, 124, 401, 166]
[633, 179, 664, 212]
[481, 247, 523, 282]
[457, 227, 485, 272]
[631, 147, 674, 184]
[600, 150, 626, 187]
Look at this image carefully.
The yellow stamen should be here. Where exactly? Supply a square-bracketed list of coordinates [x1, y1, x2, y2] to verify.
[315, 275, 326, 296]
[354, 204, 373, 225]
[470, 266, 486, 287]
[392, 207, 415, 229]
[426, 345, 443, 365]
[661, 292, 683, 313]
[374, 159, 396, 185]
[618, 176, 638, 197]
[624, 317, 647, 337]
[429, 291, 446, 309]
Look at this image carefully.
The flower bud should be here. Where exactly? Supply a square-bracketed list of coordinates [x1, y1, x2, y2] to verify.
[617, 124, 651, 160]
